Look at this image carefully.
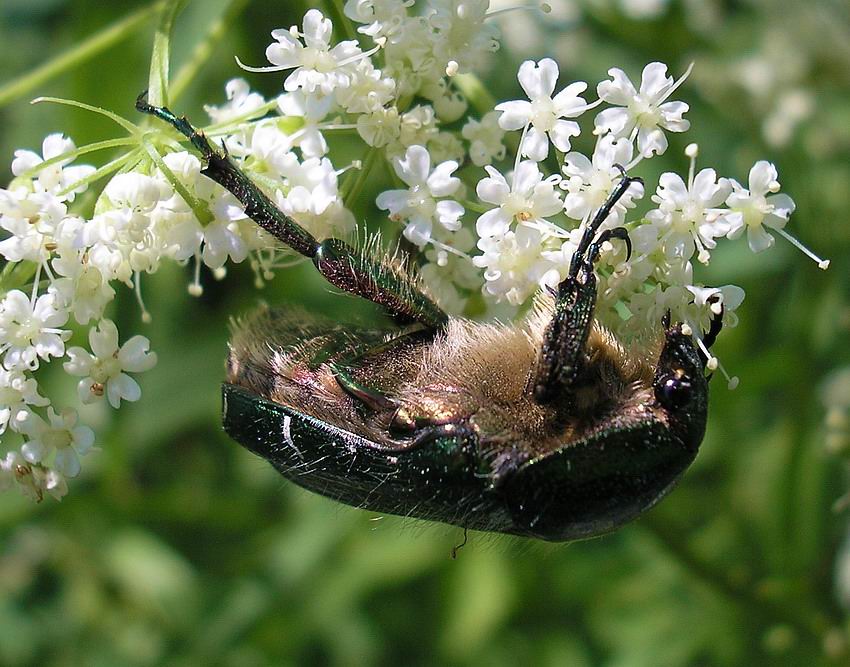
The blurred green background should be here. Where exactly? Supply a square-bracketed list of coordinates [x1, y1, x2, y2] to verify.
[1, 0, 849, 665]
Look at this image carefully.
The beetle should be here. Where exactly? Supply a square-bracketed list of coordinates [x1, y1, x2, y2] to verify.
[137, 95, 720, 542]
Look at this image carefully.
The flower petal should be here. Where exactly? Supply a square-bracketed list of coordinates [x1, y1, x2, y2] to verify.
[427, 161, 461, 197]
[118, 336, 157, 372]
[522, 127, 550, 162]
[548, 120, 581, 152]
[495, 100, 532, 130]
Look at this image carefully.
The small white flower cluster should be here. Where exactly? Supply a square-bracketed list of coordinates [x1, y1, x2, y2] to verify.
[0, 135, 160, 500]
[1, 1, 826, 500]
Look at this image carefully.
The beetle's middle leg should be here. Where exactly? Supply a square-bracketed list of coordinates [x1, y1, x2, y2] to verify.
[135, 95, 448, 330]
[533, 169, 642, 404]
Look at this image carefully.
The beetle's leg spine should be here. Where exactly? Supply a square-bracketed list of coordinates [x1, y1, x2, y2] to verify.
[135, 94, 448, 330]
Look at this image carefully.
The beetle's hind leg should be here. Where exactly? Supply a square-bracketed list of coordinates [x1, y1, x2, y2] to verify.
[135, 94, 448, 330]
[533, 168, 642, 404]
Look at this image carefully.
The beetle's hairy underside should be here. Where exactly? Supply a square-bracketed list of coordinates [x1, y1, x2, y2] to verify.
[138, 95, 718, 542]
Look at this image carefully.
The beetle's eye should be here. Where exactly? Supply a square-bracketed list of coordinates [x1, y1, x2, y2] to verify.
[656, 373, 693, 410]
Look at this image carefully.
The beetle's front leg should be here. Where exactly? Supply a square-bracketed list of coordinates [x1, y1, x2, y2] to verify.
[532, 264, 599, 403]
[533, 171, 641, 404]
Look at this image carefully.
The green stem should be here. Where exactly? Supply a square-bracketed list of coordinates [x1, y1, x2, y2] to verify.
[0, 1, 166, 108]
[32, 96, 140, 135]
[142, 140, 213, 224]
[15, 137, 136, 181]
[329, 0, 358, 42]
[453, 73, 497, 117]
[170, 0, 252, 103]
[147, 0, 189, 108]
[202, 100, 280, 135]
[66, 149, 144, 203]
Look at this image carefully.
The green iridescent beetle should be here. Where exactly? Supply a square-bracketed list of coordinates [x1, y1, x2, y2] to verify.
[138, 96, 720, 542]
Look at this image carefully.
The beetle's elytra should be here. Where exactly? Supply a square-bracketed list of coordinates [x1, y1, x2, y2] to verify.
[138, 96, 716, 542]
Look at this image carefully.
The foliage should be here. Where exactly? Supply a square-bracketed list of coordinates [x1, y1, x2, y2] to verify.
[0, 0, 848, 664]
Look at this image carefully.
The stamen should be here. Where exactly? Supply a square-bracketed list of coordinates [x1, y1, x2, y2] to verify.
[446, 61, 459, 77]
[431, 238, 471, 261]
[134, 272, 152, 323]
[235, 56, 291, 74]
[624, 154, 644, 172]
[336, 39, 385, 69]
[774, 227, 830, 270]
[693, 234, 710, 265]
[188, 254, 203, 297]
[30, 262, 42, 304]
[486, 2, 552, 19]
[665, 62, 695, 100]
[515, 123, 530, 174]
[695, 336, 717, 370]
[717, 360, 739, 390]
[335, 160, 362, 177]
[686, 143, 698, 188]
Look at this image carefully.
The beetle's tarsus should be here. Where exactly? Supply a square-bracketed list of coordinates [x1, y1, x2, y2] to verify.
[587, 226, 631, 265]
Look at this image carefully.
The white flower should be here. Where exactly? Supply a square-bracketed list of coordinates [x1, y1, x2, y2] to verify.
[462, 111, 507, 167]
[11, 134, 95, 201]
[51, 253, 116, 325]
[0, 190, 68, 263]
[725, 161, 795, 253]
[0, 290, 68, 370]
[155, 152, 263, 271]
[20, 407, 94, 478]
[260, 9, 366, 95]
[277, 92, 335, 157]
[419, 228, 481, 314]
[427, 0, 500, 75]
[9, 457, 70, 502]
[420, 79, 468, 122]
[203, 78, 267, 124]
[475, 161, 563, 238]
[376, 145, 464, 246]
[344, 0, 413, 41]
[427, 131, 465, 164]
[0, 451, 16, 492]
[356, 107, 401, 147]
[496, 58, 589, 161]
[473, 225, 560, 305]
[562, 135, 644, 225]
[397, 105, 439, 151]
[334, 59, 396, 114]
[686, 284, 745, 331]
[275, 157, 354, 240]
[382, 16, 443, 95]
[594, 62, 691, 157]
[64, 319, 157, 408]
[0, 368, 49, 434]
[646, 168, 732, 263]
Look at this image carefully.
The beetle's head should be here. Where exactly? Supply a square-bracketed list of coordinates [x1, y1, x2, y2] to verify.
[503, 321, 710, 542]
[653, 320, 710, 449]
